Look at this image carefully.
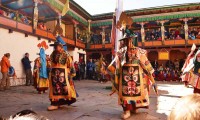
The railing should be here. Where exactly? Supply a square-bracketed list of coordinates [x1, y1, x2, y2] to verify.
[1, 15, 200, 50]
[138, 39, 200, 47]
[0, 16, 16, 28]
[76, 40, 85, 48]
[90, 43, 113, 49]
[62, 37, 75, 45]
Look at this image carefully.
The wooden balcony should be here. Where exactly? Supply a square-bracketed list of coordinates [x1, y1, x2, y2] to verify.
[17, 22, 32, 33]
[0, 16, 16, 28]
[138, 39, 200, 48]
[62, 37, 75, 45]
[76, 40, 85, 48]
[35, 29, 47, 38]
[47, 32, 55, 40]
[188, 39, 199, 45]
[90, 43, 112, 49]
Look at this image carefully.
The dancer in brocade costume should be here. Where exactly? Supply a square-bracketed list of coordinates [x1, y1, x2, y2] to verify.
[108, 30, 157, 120]
[182, 44, 200, 93]
[33, 41, 50, 94]
[47, 36, 77, 111]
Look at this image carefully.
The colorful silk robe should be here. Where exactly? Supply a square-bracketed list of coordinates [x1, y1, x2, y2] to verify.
[49, 50, 76, 102]
[33, 57, 51, 91]
[108, 46, 155, 108]
[182, 47, 200, 90]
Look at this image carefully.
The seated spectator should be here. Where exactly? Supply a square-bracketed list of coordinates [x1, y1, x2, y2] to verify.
[191, 28, 198, 37]
[158, 70, 165, 81]
[38, 23, 47, 30]
[164, 29, 169, 40]
[145, 29, 151, 41]
[170, 70, 175, 81]
[0, 9, 4, 16]
[180, 26, 185, 39]
[189, 33, 196, 40]
[169, 32, 175, 40]
[157, 37, 162, 41]
[158, 64, 164, 71]
[9, 12, 15, 19]
[174, 70, 181, 82]
[164, 70, 168, 81]
[150, 35, 156, 41]
[175, 35, 182, 40]
[175, 28, 180, 38]
[168, 94, 200, 120]
[166, 71, 171, 81]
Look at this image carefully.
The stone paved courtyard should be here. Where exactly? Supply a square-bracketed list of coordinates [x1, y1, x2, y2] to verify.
[0, 80, 193, 120]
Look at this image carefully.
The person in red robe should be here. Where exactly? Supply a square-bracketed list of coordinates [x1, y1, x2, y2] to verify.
[158, 70, 165, 81]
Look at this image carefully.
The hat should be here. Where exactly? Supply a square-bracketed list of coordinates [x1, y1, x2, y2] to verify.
[50, 36, 67, 51]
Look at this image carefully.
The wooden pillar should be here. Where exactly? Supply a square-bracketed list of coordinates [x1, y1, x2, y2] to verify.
[87, 19, 91, 43]
[102, 26, 106, 45]
[32, 0, 38, 33]
[140, 22, 145, 43]
[184, 18, 189, 40]
[74, 24, 78, 41]
[72, 19, 79, 45]
[160, 21, 165, 41]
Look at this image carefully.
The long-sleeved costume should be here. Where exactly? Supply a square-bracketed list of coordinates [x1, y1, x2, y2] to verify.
[182, 44, 200, 93]
[33, 56, 50, 93]
[49, 36, 77, 107]
[33, 42, 50, 93]
[108, 37, 156, 118]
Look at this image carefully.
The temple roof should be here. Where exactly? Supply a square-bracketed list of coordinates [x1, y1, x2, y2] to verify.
[1, 0, 200, 27]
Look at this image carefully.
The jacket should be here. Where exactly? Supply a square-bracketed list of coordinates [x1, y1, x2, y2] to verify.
[1, 56, 11, 73]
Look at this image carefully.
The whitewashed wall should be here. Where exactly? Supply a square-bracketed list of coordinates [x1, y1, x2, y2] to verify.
[68, 48, 86, 62]
[0, 28, 54, 85]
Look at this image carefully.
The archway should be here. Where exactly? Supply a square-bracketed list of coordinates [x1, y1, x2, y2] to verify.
[170, 50, 186, 62]
[148, 51, 158, 62]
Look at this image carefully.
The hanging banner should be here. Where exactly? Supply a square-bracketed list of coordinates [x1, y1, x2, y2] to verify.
[158, 49, 169, 60]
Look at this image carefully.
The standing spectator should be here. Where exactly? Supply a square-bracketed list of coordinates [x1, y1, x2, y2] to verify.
[151, 60, 159, 69]
[189, 33, 196, 40]
[180, 26, 185, 39]
[164, 29, 169, 40]
[86, 58, 95, 80]
[145, 29, 151, 40]
[191, 28, 198, 37]
[21, 53, 33, 86]
[74, 61, 79, 80]
[0, 53, 11, 90]
[79, 61, 86, 80]
[174, 59, 179, 71]
[158, 64, 164, 71]
[158, 70, 165, 81]
[166, 60, 174, 70]
[175, 28, 180, 38]
[95, 59, 101, 81]
[175, 35, 182, 40]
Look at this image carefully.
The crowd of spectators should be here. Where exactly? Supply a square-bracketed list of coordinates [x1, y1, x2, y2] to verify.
[152, 59, 185, 82]
[145, 28, 162, 41]
[144, 27, 200, 41]
[73, 58, 108, 83]
[0, 8, 30, 25]
[188, 28, 200, 40]
[90, 33, 111, 44]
